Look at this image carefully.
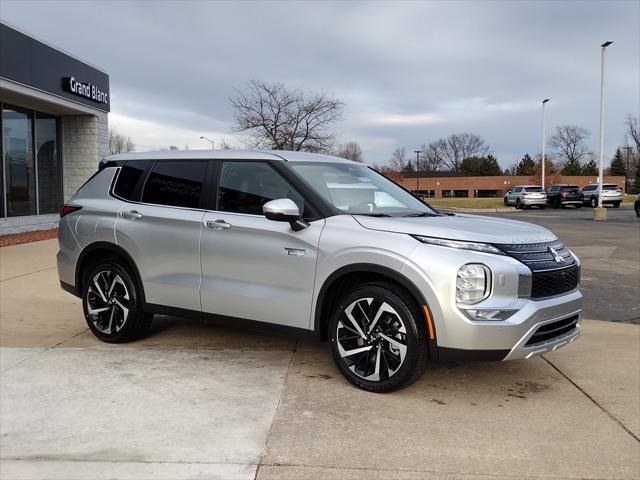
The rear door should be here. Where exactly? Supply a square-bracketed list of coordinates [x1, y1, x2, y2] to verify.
[200, 160, 324, 330]
[115, 159, 210, 311]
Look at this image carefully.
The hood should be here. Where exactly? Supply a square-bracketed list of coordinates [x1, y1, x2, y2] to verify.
[353, 213, 556, 245]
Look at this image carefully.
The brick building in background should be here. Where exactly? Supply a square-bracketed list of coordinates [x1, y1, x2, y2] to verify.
[399, 172, 626, 198]
[1, 22, 109, 234]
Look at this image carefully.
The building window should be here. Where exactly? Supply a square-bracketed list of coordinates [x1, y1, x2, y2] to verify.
[1, 104, 62, 217]
[443, 190, 469, 198]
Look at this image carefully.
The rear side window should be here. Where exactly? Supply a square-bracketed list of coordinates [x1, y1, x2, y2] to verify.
[113, 161, 149, 201]
[141, 161, 208, 208]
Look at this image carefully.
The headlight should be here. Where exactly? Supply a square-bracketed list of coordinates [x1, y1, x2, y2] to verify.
[413, 236, 504, 255]
[456, 264, 491, 304]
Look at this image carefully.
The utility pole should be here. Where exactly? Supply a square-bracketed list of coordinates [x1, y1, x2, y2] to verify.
[595, 41, 613, 221]
[414, 150, 421, 193]
[541, 99, 550, 189]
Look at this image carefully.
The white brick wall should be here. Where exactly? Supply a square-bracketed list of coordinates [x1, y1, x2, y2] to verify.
[61, 112, 108, 201]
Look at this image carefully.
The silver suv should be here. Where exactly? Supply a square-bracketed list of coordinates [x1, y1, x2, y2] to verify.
[57, 151, 583, 392]
[581, 183, 623, 208]
[503, 185, 547, 209]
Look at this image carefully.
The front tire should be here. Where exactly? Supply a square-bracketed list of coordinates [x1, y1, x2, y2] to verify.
[590, 196, 597, 208]
[81, 257, 153, 343]
[328, 282, 429, 392]
[515, 199, 522, 209]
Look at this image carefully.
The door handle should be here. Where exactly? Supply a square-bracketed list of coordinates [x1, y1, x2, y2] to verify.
[205, 219, 231, 230]
[121, 210, 143, 220]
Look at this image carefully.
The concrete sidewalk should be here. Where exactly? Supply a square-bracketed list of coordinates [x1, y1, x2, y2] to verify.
[1, 239, 639, 479]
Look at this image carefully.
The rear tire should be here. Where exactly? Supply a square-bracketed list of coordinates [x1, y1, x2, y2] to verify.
[81, 256, 153, 343]
[328, 281, 429, 393]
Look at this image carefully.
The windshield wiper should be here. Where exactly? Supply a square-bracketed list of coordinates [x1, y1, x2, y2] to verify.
[403, 212, 438, 217]
[355, 213, 392, 217]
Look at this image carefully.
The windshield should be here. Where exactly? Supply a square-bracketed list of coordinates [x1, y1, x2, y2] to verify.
[289, 162, 437, 217]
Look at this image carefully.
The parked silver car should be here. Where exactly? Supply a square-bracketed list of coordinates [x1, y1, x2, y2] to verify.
[503, 185, 547, 209]
[581, 183, 623, 208]
[57, 151, 582, 392]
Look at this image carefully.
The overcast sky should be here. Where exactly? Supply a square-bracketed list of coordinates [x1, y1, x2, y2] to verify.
[2, 1, 639, 167]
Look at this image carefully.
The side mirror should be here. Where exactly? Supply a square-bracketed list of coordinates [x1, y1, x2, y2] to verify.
[263, 198, 309, 231]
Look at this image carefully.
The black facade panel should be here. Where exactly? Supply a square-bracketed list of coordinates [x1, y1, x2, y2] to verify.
[0, 23, 110, 112]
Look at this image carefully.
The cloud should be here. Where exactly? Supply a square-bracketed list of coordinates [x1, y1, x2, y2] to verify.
[1, 0, 638, 167]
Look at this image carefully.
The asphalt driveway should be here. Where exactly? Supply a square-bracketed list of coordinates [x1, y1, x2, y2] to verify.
[1, 238, 639, 479]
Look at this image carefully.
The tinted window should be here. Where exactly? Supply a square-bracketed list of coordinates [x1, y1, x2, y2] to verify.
[524, 187, 543, 192]
[560, 185, 579, 191]
[603, 184, 619, 190]
[218, 162, 303, 215]
[583, 185, 595, 191]
[114, 161, 149, 200]
[142, 161, 207, 208]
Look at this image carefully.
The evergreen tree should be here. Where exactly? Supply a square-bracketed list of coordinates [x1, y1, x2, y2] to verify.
[582, 159, 598, 176]
[561, 157, 583, 175]
[609, 148, 627, 176]
[515, 153, 536, 175]
[632, 166, 640, 194]
[402, 162, 415, 174]
[460, 155, 502, 176]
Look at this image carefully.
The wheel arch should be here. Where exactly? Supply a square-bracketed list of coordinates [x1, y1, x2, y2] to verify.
[75, 242, 146, 304]
[313, 263, 436, 349]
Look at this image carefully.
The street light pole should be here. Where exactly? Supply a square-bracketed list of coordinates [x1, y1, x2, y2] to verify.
[595, 41, 613, 220]
[541, 99, 550, 189]
[200, 136, 215, 149]
[414, 150, 421, 193]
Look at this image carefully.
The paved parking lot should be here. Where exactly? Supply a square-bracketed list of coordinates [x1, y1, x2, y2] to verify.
[1, 218, 639, 479]
[481, 205, 639, 323]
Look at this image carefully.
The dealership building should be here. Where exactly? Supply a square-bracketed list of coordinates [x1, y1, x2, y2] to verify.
[1, 22, 109, 234]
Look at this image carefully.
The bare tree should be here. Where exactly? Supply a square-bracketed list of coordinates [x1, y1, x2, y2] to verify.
[218, 139, 233, 150]
[108, 128, 135, 155]
[335, 141, 364, 162]
[420, 143, 445, 171]
[548, 125, 592, 165]
[389, 147, 409, 172]
[229, 80, 344, 152]
[625, 115, 640, 153]
[423, 133, 489, 172]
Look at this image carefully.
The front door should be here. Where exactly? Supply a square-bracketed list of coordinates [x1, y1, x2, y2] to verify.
[200, 161, 324, 330]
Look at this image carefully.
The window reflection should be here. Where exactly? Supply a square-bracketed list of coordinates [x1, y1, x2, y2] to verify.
[36, 114, 61, 214]
[3, 106, 35, 216]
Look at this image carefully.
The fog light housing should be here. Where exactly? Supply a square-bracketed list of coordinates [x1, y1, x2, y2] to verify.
[462, 308, 517, 321]
[456, 264, 490, 304]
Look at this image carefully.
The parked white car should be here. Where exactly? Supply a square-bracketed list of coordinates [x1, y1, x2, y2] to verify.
[503, 185, 547, 209]
[581, 184, 623, 208]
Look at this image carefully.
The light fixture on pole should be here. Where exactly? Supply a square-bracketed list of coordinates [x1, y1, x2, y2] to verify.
[414, 150, 421, 193]
[595, 41, 613, 221]
[200, 136, 215, 149]
[541, 99, 550, 189]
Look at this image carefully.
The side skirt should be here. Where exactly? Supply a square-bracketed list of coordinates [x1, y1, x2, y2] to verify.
[144, 303, 313, 339]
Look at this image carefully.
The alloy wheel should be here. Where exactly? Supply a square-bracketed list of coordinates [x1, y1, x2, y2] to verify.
[336, 298, 408, 381]
[85, 269, 130, 334]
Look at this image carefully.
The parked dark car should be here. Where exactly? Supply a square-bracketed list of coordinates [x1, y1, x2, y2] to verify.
[635, 194, 640, 217]
[546, 184, 584, 209]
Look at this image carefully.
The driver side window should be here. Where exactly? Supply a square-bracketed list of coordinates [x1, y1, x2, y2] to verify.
[217, 161, 305, 216]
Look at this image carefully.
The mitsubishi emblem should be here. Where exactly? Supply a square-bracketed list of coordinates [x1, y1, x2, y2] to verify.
[549, 246, 564, 264]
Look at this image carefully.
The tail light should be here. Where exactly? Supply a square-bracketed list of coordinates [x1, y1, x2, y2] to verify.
[59, 204, 82, 218]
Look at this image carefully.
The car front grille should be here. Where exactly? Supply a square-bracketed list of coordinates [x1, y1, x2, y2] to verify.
[525, 315, 579, 346]
[530, 265, 580, 298]
[496, 240, 580, 298]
